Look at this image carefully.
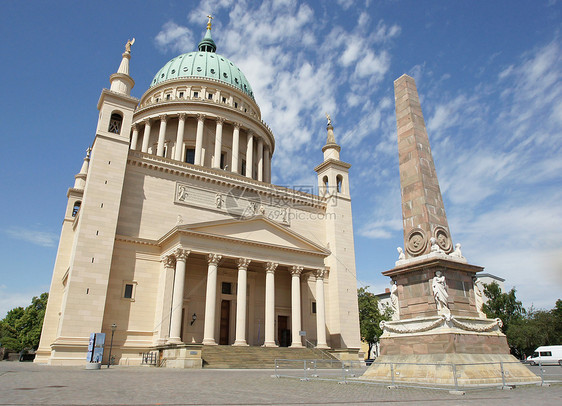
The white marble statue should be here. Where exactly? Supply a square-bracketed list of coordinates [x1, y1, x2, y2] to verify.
[390, 280, 400, 321]
[430, 237, 443, 253]
[431, 271, 450, 316]
[473, 277, 486, 318]
[397, 247, 406, 261]
[450, 243, 463, 258]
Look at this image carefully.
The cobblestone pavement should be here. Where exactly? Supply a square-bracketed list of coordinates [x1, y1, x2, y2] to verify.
[0, 362, 561, 406]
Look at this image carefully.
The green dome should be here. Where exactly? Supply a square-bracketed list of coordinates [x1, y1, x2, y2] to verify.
[150, 51, 255, 100]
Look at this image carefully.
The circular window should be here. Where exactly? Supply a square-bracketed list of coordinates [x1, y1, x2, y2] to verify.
[223, 73, 228, 78]
[210, 55, 214, 58]
[235, 78, 239, 84]
[171, 69, 175, 74]
[161, 73, 164, 78]
[210, 68, 215, 74]
[183, 67, 188, 72]
[197, 67, 202, 72]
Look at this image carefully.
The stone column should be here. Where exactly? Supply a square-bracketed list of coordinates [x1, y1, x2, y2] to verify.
[257, 137, 264, 181]
[264, 146, 271, 183]
[168, 248, 189, 344]
[174, 113, 186, 161]
[202, 253, 222, 345]
[263, 262, 278, 347]
[213, 117, 225, 169]
[156, 115, 168, 157]
[290, 266, 304, 348]
[231, 123, 240, 174]
[245, 131, 254, 179]
[154, 255, 175, 345]
[141, 119, 151, 153]
[130, 124, 139, 150]
[315, 268, 329, 349]
[194, 114, 205, 165]
[233, 258, 251, 346]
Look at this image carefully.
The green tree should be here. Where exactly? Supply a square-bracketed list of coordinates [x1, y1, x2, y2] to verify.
[0, 293, 48, 352]
[358, 287, 392, 358]
[481, 282, 524, 334]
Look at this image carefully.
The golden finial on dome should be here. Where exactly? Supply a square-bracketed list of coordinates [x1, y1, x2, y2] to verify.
[207, 14, 213, 30]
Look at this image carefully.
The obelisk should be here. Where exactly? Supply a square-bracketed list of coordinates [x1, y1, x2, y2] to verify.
[395, 74, 452, 257]
[361, 74, 540, 387]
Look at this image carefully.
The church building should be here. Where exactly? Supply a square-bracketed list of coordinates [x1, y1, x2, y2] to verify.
[35, 19, 361, 366]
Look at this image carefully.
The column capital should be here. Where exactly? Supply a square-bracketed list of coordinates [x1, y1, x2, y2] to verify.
[197, 113, 206, 122]
[314, 268, 327, 279]
[159, 114, 168, 123]
[233, 122, 241, 129]
[208, 253, 222, 265]
[174, 248, 190, 262]
[237, 258, 252, 269]
[131, 123, 138, 131]
[265, 262, 278, 274]
[247, 130, 255, 137]
[178, 113, 187, 121]
[290, 266, 304, 276]
[162, 255, 176, 268]
[143, 118, 152, 125]
[216, 117, 225, 124]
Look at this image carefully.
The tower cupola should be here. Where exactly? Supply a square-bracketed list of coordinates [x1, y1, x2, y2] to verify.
[322, 114, 341, 161]
[109, 38, 135, 96]
[198, 15, 217, 53]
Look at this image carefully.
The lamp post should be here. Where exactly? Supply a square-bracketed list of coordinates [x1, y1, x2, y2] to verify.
[107, 323, 116, 368]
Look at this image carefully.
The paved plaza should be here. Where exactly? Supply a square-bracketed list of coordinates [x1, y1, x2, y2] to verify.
[0, 362, 561, 406]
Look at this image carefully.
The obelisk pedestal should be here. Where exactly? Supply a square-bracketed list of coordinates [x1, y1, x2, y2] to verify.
[362, 75, 539, 387]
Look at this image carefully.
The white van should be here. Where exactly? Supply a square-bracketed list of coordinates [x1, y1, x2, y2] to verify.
[527, 345, 562, 366]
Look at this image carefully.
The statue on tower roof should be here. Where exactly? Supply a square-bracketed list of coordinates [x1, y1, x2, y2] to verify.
[207, 14, 213, 30]
[125, 38, 135, 53]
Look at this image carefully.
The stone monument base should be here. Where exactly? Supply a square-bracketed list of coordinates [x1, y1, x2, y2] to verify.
[362, 353, 540, 386]
[362, 317, 540, 386]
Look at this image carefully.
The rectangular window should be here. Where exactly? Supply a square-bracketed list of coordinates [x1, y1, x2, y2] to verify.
[222, 282, 232, 295]
[241, 160, 246, 175]
[124, 284, 134, 299]
[234, 102, 238, 108]
[312, 302, 317, 314]
[193, 91, 199, 98]
[540, 351, 552, 356]
[222, 97, 227, 103]
[166, 94, 171, 100]
[220, 153, 226, 169]
[185, 148, 195, 164]
[179, 91, 184, 98]
[207, 93, 213, 100]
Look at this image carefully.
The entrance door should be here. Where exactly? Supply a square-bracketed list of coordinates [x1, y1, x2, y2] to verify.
[219, 300, 230, 345]
[278, 315, 290, 347]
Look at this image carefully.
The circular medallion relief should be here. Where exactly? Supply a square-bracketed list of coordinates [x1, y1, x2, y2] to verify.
[434, 227, 452, 253]
[406, 228, 427, 256]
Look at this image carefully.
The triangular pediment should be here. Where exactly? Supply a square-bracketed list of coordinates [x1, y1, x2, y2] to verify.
[177, 216, 329, 254]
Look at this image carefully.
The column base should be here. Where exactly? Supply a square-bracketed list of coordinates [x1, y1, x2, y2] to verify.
[316, 344, 329, 349]
[232, 340, 249, 346]
[202, 338, 217, 346]
[167, 337, 183, 345]
[262, 341, 278, 348]
[289, 343, 304, 348]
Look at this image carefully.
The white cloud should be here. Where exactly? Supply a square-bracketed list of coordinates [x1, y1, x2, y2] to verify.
[5, 227, 58, 248]
[154, 21, 194, 53]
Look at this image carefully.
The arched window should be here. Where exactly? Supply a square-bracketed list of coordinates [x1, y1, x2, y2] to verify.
[72, 201, 81, 217]
[336, 175, 343, 193]
[323, 176, 329, 194]
[108, 113, 123, 134]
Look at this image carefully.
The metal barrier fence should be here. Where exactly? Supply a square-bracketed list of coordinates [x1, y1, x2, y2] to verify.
[141, 351, 158, 366]
[274, 359, 557, 392]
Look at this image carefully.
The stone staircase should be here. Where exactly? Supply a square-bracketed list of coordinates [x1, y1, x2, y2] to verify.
[201, 345, 336, 368]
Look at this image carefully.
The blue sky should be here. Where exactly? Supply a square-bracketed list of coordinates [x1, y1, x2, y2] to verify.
[0, 0, 560, 318]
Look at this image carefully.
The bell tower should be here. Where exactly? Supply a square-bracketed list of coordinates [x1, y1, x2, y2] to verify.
[314, 116, 360, 350]
[38, 40, 140, 364]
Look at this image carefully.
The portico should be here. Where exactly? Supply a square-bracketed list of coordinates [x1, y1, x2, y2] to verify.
[155, 217, 330, 349]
